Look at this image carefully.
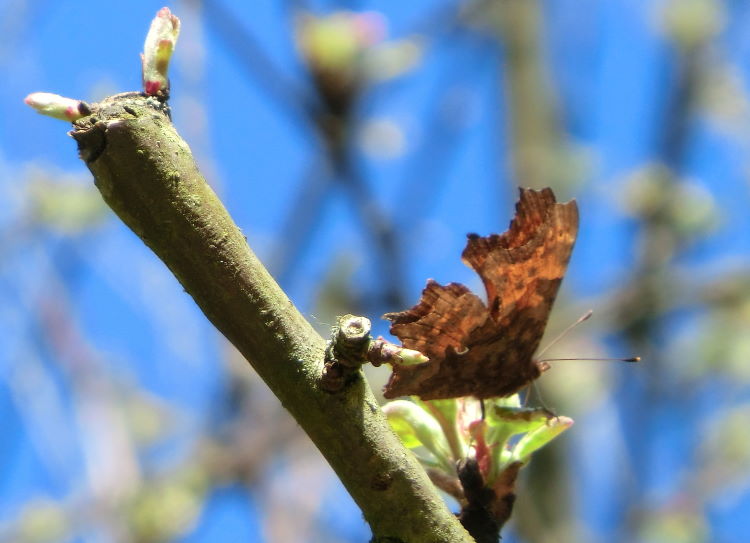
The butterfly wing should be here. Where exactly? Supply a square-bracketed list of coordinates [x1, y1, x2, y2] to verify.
[383, 280, 488, 398]
[383, 188, 579, 400]
[462, 188, 578, 320]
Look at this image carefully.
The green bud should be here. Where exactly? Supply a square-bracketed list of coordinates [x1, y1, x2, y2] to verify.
[383, 400, 453, 471]
[511, 416, 574, 463]
[418, 398, 467, 461]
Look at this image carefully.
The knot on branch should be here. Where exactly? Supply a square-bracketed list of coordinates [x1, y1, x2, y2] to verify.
[333, 314, 373, 367]
[321, 315, 429, 392]
[71, 92, 172, 164]
[321, 314, 371, 392]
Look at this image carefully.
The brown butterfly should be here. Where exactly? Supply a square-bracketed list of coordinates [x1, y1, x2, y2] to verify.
[382, 187, 579, 400]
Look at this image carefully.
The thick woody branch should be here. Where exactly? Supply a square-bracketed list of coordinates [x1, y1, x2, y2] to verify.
[70, 93, 472, 543]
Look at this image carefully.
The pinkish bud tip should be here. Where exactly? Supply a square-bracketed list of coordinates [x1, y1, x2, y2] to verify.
[142, 7, 181, 97]
[144, 81, 162, 95]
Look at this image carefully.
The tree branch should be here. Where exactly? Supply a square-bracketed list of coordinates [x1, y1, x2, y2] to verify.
[69, 92, 472, 543]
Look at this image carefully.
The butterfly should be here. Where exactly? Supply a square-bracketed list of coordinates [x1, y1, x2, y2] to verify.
[382, 187, 579, 400]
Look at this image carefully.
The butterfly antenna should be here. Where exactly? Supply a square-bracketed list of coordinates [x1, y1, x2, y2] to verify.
[525, 382, 555, 414]
[535, 309, 594, 359]
[538, 356, 641, 363]
[522, 384, 533, 408]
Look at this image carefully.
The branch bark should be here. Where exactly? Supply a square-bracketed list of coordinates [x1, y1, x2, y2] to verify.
[69, 93, 472, 543]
